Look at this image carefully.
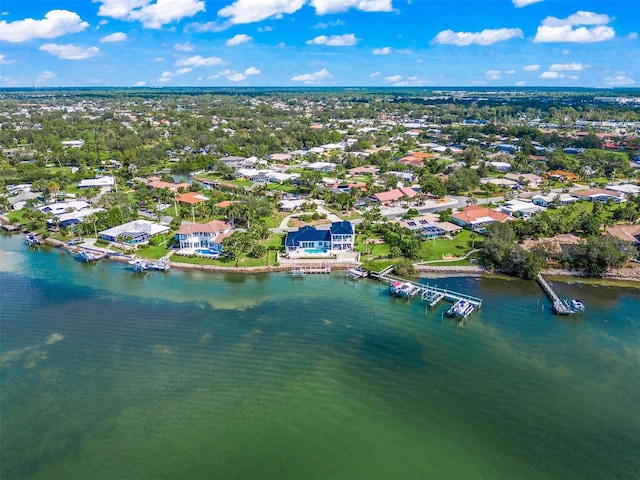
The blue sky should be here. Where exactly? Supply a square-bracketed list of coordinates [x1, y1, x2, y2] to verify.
[0, 0, 638, 88]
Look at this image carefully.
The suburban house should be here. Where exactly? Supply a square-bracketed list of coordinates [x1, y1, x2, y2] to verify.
[571, 189, 626, 203]
[605, 225, 640, 246]
[99, 220, 170, 244]
[451, 205, 511, 231]
[175, 220, 234, 252]
[504, 173, 542, 188]
[498, 199, 546, 219]
[305, 161, 336, 173]
[373, 187, 417, 204]
[78, 176, 115, 190]
[399, 213, 462, 239]
[176, 192, 209, 204]
[285, 221, 354, 255]
[531, 193, 577, 207]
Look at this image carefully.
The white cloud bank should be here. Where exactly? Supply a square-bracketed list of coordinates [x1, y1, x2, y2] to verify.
[433, 28, 523, 46]
[96, 0, 205, 29]
[373, 47, 391, 55]
[534, 11, 615, 43]
[175, 55, 224, 67]
[218, 0, 391, 25]
[38, 43, 100, 60]
[100, 32, 128, 42]
[226, 34, 252, 46]
[307, 34, 358, 46]
[291, 68, 332, 84]
[513, 0, 543, 7]
[0, 10, 88, 43]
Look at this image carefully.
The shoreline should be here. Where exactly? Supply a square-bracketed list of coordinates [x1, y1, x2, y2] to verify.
[41, 236, 639, 285]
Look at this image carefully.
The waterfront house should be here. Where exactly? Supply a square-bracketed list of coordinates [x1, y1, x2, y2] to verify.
[99, 220, 170, 244]
[605, 225, 640, 246]
[175, 220, 233, 251]
[451, 205, 511, 232]
[285, 221, 354, 255]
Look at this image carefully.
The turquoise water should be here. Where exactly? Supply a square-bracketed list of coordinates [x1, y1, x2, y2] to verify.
[1, 234, 639, 479]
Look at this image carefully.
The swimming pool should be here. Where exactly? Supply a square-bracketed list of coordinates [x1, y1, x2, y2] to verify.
[303, 248, 328, 255]
[195, 248, 220, 257]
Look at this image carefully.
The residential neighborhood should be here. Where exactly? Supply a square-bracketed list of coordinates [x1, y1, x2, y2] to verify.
[1, 87, 639, 278]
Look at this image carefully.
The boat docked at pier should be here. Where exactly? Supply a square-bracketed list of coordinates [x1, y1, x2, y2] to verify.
[446, 299, 474, 318]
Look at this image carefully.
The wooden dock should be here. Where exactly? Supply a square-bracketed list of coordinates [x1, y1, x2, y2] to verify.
[346, 266, 368, 279]
[291, 262, 332, 277]
[536, 273, 573, 315]
[370, 266, 482, 327]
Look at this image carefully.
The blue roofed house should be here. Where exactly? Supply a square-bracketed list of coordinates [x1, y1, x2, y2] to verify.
[285, 221, 354, 257]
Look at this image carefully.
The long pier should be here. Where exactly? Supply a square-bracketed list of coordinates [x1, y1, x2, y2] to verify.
[536, 273, 573, 315]
[382, 273, 483, 308]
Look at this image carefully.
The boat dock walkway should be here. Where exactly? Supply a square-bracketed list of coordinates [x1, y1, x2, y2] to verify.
[371, 268, 483, 309]
[290, 262, 332, 277]
[536, 273, 573, 315]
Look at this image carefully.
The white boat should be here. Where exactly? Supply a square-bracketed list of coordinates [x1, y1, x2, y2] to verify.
[571, 299, 585, 311]
[447, 299, 470, 317]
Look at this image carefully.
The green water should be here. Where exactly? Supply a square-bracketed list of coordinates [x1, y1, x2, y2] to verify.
[1, 235, 639, 479]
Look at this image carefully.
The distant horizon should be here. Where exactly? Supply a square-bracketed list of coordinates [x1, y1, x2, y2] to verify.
[2, 85, 640, 92]
[1, 1, 638, 89]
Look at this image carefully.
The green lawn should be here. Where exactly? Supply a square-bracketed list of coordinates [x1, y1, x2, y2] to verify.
[419, 230, 481, 262]
[172, 253, 270, 268]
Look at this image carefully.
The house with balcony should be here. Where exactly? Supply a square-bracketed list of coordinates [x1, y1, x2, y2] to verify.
[174, 220, 234, 252]
[285, 221, 354, 256]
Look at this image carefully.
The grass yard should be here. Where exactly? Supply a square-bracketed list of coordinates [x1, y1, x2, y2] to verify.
[419, 230, 482, 262]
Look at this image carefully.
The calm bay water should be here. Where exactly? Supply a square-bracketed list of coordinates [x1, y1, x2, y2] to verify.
[1, 234, 639, 480]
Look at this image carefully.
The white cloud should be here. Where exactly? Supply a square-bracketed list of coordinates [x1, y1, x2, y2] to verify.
[175, 55, 224, 67]
[36, 70, 56, 84]
[38, 43, 100, 60]
[226, 33, 252, 46]
[369, 71, 380, 78]
[174, 41, 194, 51]
[314, 20, 345, 29]
[534, 11, 615, 43]
[96, 0, 205, 29]
[218, 0, 305, 25]
[133, 80, 146, 86]
[603, 75, 635, 86]
[291, 68, 332, 85]
[484, 69, 516, 80]
[100, 32, 127, 42]
[186, 21, 221, 32]
[0, 9, 89, 43]
[158, 67, 192, 82]
[307, 34, 359, 46]
[539, 71, 561, 79]
[209, 66, 261, 82]
[549, 63, 586, 71]
[227, 72, 246, 82]
[433, 28, 523, 46]
[154, 56, 164, 61]
[515, 81, 527, 86]
[384, 75, 402, 82]
[0, 54, 14, 64]
[513, 0, 543, 7]
[523, 64, 540, 71]
[373, 47, 391, 55]
[542, 11, 612, 27]
[310, 0, 393, 15]
[627, 32, 638, 40]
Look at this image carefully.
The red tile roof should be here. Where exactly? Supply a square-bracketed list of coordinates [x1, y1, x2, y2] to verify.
[176, 192, 209, 204]
[451, 205, 511, 224]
